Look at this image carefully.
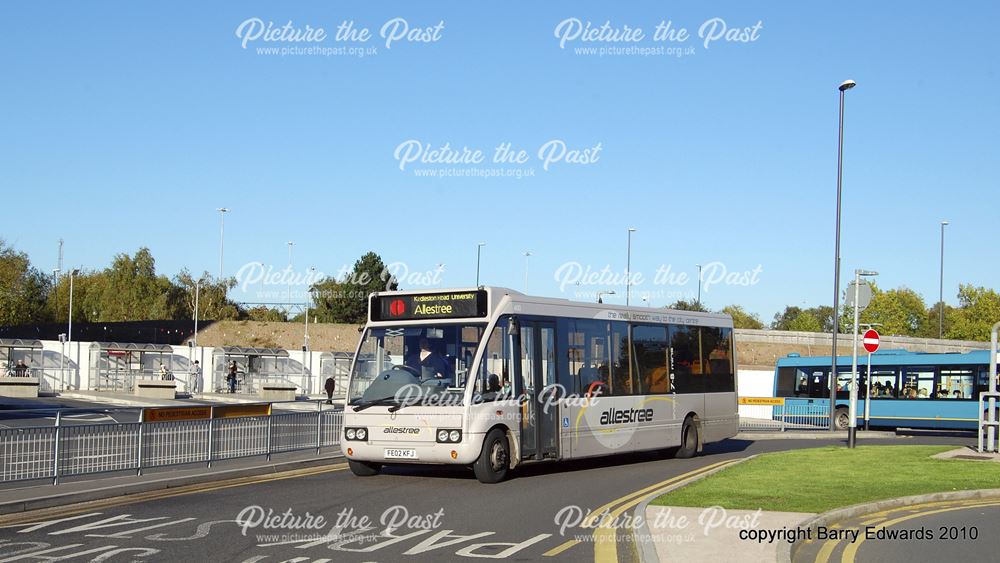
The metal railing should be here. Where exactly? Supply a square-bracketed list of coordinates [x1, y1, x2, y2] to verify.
[0, 401, 342, 485]
[738, 402, 831, 431]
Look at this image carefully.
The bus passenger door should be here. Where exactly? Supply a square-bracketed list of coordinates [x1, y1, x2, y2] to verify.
[517, 321, 559, 460]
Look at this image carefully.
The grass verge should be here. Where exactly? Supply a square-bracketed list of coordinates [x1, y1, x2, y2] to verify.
[652, 445, 1000, 513]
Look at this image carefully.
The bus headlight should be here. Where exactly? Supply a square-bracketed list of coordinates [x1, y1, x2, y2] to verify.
[345, 427, 368, 441]
[436, 429, 462, 443]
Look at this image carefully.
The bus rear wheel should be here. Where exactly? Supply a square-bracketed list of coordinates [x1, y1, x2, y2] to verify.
[835, 407, 850, 430]
[348, 459, 381, 477]
[675, 417, 699, 459]
[473, 429, 510, 483]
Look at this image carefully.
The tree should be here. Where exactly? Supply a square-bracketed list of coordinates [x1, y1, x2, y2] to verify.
[0, 240, 52, 325]
[923, 301, 956, 339]
[668, 299, 707, 312]
[311, 252, 398, 323]
[947, 285, 1000, 341]
[860, 286, 928, 336]
[787, 311, 822, 332]
[174, 270, 242, 321]
[720, 305, 764, 329]
[245, 305, 288, 322]
[771, 306, 803, 330]
[836, 284, 929, 337]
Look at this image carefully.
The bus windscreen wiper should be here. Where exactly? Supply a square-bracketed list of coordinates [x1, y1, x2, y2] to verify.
[352, 396, 399, 412]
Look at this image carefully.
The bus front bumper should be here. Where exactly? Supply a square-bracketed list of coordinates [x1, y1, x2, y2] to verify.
[343, 434, 484, 465]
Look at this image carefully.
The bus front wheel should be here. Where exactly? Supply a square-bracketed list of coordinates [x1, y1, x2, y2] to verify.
[473, 429, 510, 483]
[835, 407, 850, 430]
[348, 459, 381, 477]
[675, 417, 699, 459]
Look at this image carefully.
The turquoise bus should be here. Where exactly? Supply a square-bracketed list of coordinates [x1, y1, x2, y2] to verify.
[774, 349, 998, 430]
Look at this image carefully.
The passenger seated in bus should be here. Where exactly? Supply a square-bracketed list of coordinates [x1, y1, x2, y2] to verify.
[953, 389, 964, 399]
[904, 387, 917, 399]
[486, 373, 501, 393]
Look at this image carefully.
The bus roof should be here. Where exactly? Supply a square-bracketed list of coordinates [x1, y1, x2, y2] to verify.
[366, 286, 733, 326]
[776, 349, 993, 368]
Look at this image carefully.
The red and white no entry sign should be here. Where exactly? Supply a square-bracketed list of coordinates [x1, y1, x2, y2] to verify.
[863, 329, 880, 353]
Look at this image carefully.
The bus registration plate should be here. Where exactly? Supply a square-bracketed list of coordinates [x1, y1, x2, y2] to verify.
[384, 448, 418, 460]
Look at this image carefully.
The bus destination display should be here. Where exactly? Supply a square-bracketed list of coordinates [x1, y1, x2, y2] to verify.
[372, 290, 488, 321]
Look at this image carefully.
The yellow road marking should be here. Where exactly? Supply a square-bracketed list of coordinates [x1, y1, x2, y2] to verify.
[591, 458, 743, 562]
[840, 500, 1000, 563]
[581, 458, 736, 528]
[543, 539, 580, 557]
[0, 462, 347, 527]
[814, 536, 839, 563]
[813, 498, 1000, 563]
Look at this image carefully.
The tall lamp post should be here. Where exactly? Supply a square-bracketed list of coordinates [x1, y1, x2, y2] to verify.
[67, 269, 80, 380]
[696, 263, 703, 307]
[626, 227, 637, 306]
[193, 279, 201, 348]
[523, 251, 532, 293]
[830, 78, 856, 431]
[475, 242, 486, 286]
[939, 220, 949, 338]
[597, 290, 616, 304]
[287, 241, 295, 304]
[217, 207, 230, 278]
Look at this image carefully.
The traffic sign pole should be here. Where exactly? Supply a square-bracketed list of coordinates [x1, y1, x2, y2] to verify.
[862, 329, 880, 432]
[848, 271, 861, 448]
[864, 351, 872, 431]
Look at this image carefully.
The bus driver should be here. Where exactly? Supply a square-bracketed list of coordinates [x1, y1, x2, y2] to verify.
[409, 337, 449, 380]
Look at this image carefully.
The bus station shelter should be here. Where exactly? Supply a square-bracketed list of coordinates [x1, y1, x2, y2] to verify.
[319, 351, 354, 397]
[89, 342, 176, 392]
[213, 346, 292, 394]
[0, 339, 43, 377]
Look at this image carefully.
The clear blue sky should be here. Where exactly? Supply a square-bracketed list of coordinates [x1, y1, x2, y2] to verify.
[2, 1, 997, 322]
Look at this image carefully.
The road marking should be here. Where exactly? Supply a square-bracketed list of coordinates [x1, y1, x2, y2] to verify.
[581, 458, 737, 528]
[812, 498, 1000, 563]
[840, 500, 1000, 563]
[0, 462, 348, 527]
[542, 539, 580, 556]
[589, 458, 743, 562]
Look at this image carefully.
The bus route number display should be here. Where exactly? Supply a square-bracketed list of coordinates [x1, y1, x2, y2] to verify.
[372, 290, 488, 321]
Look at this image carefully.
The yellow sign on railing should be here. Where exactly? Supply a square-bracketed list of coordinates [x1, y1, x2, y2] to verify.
[213, 404, 272, 419]
[738, 397, 785, 406]
[143, 406, 212, 423]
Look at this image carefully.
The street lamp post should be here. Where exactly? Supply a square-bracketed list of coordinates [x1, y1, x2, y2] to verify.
[523, 251, 532, 293]
[597, 290, 616, 304]
[939, 220, 949, 338]
[849, 269, 878, 448]
[476, 242, 486, 286]
[287, 241, 295, 304]
[67, 269, 79, 378]
[830, 78, 856, 431]
[696, 264, 703, 307]
[217, 208, 229, 278]
[626, 228, 637, 306]
[193, 279, 200, 347]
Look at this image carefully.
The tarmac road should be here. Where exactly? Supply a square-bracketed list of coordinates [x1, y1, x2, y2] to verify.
[0, 433, 977, 563]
